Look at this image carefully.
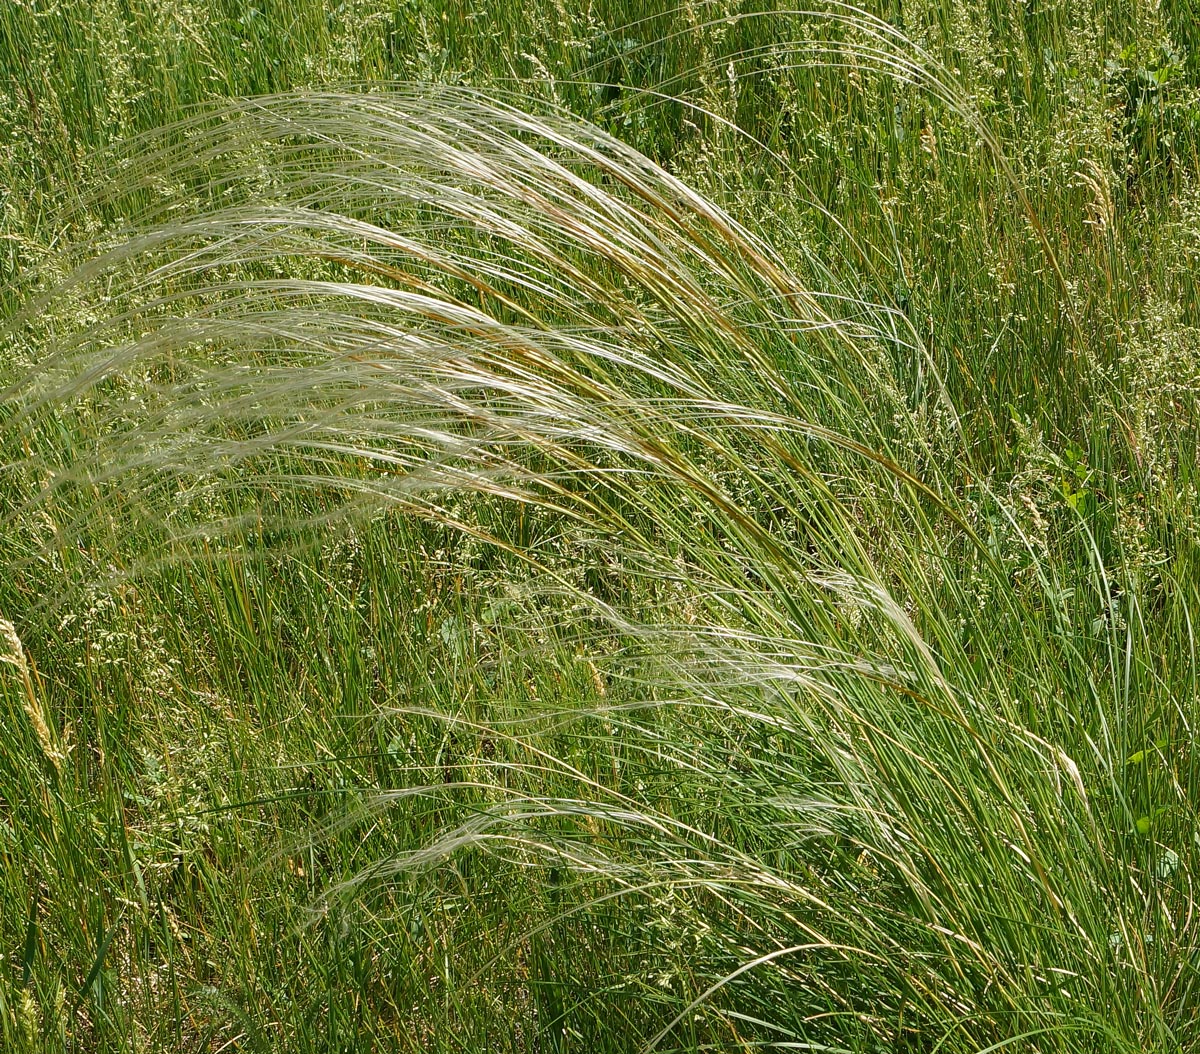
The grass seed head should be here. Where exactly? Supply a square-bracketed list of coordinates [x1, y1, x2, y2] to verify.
[0, 616, 25, 671]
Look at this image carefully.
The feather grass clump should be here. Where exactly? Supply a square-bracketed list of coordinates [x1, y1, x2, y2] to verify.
[3, 84, 1194, 1052]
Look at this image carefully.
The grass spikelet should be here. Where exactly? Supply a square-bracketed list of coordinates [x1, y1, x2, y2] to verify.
[0, 614, 62, 772]
[0, 617, 25, 671]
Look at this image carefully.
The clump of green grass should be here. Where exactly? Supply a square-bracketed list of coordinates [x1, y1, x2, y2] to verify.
[4, 67, 1197, 1054]
[5, 1, 1200, 1050]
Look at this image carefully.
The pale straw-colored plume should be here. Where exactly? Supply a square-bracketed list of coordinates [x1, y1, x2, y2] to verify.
[1, 614, 62, 770]
[0, 616, 25, 671]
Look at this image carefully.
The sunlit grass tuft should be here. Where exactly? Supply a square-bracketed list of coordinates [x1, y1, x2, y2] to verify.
[2, 73, 1196, 1052]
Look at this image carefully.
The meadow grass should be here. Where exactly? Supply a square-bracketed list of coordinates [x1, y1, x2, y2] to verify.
[2, 2, 1199, 1052]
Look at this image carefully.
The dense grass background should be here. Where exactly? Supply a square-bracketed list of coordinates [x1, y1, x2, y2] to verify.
[2, 1, 1200, 1051]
